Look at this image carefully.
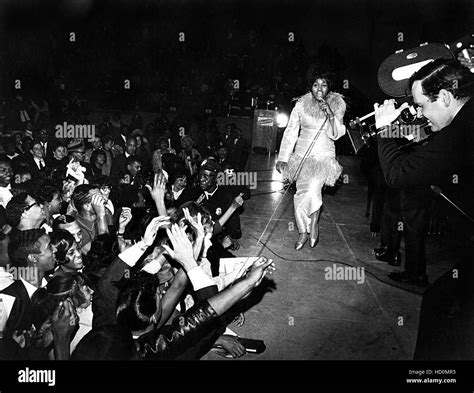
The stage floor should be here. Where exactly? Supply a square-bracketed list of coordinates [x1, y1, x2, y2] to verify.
[202, 153, 464, 360]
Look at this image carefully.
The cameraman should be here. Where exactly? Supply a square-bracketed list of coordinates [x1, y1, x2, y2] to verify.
[374, 58, 474, 286]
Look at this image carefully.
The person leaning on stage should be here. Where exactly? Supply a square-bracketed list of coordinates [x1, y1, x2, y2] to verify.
[72, 219, 275, 360]
[374, 58, 474, 286]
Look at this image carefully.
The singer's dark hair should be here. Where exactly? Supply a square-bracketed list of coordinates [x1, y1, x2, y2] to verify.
[409, 58, 474, 101]
[306, 65, 335, 92]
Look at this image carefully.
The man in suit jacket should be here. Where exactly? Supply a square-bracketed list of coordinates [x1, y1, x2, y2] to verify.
[195, 160, 250, 241]
[110, 136, 137, 182]
[376, 58, 474, 286]
[25, 140, 46, 177]
[375, 58, 474, 359]
[227, 128, 250, 171]
[36, 128, 55, 162]
[1, 229, 55, 338]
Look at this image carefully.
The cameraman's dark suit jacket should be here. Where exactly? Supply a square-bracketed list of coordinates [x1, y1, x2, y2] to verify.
[377, 98, 474, 211]
[378, 98, 474, 359]
[377, 98, 474, 276]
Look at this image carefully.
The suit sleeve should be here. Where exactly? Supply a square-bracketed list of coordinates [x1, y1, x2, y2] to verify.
[377, 134, 460, 188]
[92, 241, 147, 329]
[92, 256, 129, 329]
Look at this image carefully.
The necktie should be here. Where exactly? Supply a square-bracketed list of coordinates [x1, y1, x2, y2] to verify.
[39, 160, 44, 169]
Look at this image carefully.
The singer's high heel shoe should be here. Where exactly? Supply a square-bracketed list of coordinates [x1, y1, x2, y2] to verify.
[309, 219, 320, 248]
[295, 233, 308, 250]
[309, 209, 321, 248]
[309, 235, 319, 248]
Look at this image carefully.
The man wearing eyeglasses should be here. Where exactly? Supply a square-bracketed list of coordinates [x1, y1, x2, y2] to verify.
[67, 141, 92, 181]
[5, 192, 46, 232]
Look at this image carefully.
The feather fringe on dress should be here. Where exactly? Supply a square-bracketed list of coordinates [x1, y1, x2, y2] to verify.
[300, 91, 346, 121]
[285, 155, 342, 186]
[282, 91, 345, 185]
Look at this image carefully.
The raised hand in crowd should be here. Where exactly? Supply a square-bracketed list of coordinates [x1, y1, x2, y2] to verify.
[206, 256, 275, 316]
[51, 299, 79, 360]
[162, 223, 198, 271]
[142, 216, 171, 248]
[457, 47, 474, 71]
[183, 207, 205, 261]
[90, 192, 109, 235]
[118, 207, 132, 234]
[91, 193, 107, 216]
[145, 172, 168, 216]
[244, 257, 275, 288]
[231, 193, 245, 209]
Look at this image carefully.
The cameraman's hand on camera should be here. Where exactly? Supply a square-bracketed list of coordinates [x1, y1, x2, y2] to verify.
[374, 99, 410, 129]
[276, 161, 287, 174]
[162, 224, 197, 271]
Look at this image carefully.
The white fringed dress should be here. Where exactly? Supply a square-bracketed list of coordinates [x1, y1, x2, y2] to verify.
[278, 92, 347, 233]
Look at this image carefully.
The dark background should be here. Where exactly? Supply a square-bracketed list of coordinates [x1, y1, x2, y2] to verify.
[0, 0, 472, 122]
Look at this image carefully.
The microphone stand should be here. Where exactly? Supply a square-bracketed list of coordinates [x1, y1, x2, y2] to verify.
[430, 185, 474, 224]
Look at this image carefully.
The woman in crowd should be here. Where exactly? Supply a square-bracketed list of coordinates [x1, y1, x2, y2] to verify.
[178, 135, 202, 176]
[30, 273, 94, 357]
[89, 149, 108, 177]
[152, 136, 177, 174]
[165, 167, 189, 208]
[47, 143, 69, 170]
[50, 229, 84, 277]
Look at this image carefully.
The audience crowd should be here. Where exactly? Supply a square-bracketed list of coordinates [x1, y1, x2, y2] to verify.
[0, 106, 274, 360]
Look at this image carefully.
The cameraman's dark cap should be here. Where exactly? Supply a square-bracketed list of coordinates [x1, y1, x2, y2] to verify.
[200, 159, 222, 174]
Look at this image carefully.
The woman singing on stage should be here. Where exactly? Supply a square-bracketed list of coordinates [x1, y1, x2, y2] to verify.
[276, 69, 346, 250]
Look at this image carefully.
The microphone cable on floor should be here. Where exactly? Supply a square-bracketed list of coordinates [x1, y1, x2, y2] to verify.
[246, 233, 429, 295]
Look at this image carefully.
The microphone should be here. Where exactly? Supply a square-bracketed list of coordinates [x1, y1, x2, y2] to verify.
[316, 91, 330, 116]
